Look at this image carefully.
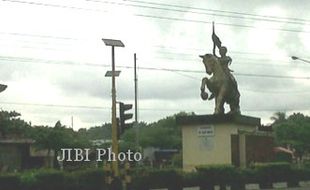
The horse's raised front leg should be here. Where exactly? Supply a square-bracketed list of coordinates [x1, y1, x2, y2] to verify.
[200, 77, 208, 92]
[200, 77, 209, 100]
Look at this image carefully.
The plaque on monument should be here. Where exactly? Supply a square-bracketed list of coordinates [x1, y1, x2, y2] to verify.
[197, 126, 214, 137]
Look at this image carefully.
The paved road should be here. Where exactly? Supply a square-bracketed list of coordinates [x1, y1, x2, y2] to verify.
[152, 186, 310, 190]
[262, 188, 310, 190]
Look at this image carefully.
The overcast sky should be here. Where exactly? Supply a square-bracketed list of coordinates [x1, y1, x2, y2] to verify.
[0, 0, 310, 130]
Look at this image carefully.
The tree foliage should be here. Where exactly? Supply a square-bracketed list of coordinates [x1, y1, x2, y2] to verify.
[274, 112, 310, 159]
[0, 110, 30, 138]
[121, 112, 194, 149]
[31, 121, 91, 149]
[77, 123, 111, 140]
[270, 112, 287, 125]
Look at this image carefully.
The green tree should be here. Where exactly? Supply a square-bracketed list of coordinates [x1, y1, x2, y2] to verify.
[30, 121, 88, 167]
[121, 112, 194, 149]
[270, 111, 287, 125]
[274, 113, 310, 161]
[78, 123, 112, 140]
[0, 110, 30, 138]
[119, 122, 147, 151]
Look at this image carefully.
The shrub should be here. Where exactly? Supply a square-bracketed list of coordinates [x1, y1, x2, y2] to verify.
[252, 162, 291, 188]
[149, 169, 182, 189]
[63, 172, 79, 190]
[74, 169, 106, 190]
[131, 168, 182, 190]
[196, 164, 238, 186]
[182, 172, 200, 187]
[130, 167, 150, 190]
[1, 163, 310, 190]
[20, 170, 37, 190]
[294, 167, 310, 181]
[34, 169, 65, 190]
[303, 160, 310, 169]
[240, 168, 258, 184]
[0, 173, 20, 190]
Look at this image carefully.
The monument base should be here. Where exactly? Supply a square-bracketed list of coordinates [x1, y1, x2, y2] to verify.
[176, 114, 273, 171]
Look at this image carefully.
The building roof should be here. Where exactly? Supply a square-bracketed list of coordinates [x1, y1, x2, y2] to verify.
[176, 114, 260, 126]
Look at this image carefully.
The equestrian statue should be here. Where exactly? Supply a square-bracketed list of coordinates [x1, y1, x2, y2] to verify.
[199, 23, 241, 115]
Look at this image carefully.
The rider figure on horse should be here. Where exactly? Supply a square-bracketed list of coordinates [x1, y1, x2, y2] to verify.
[207, 46, 234, 100]
[217, 46, 233, 74]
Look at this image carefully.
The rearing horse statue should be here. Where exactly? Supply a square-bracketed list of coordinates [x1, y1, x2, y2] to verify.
[200, 54, 241, 115]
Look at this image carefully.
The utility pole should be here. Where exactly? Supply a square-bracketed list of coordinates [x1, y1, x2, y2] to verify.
[134, 53, 139, 149]
[102, 39, 124, 178]
[134, 53, 138, 123]
[71, 116, 73, 129]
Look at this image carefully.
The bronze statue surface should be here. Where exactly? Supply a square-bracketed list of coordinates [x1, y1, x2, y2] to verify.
[200, 53, 240, 115]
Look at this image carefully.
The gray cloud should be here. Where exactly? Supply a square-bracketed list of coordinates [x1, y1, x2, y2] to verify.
[54, 71, 108, 98]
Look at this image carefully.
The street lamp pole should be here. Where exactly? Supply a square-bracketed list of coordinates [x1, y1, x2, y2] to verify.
[0, 84, 7, 93]
[291, 56, 310, 64]
[111, 45, 119, 176]
[102, 39, 124, 178]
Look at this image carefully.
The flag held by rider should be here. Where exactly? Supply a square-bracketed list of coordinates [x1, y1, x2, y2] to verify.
[212, 22, 221, 55]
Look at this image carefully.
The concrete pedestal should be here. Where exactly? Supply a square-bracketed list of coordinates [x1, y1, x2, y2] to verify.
[176, 114, 262, 171]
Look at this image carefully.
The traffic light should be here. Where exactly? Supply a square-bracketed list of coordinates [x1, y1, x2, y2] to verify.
[119, 102, 133, 137]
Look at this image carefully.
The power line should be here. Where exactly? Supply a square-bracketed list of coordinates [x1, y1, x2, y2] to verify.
[0, 31, 80, 41]
[87, 0, 310, 26]
[87, 0, 310, 32]
[145, 67, 310, 80]
[0, 36, 75, 46]
[1, 0, 105, 13]
[0, 56, 308, 93]
[1, 101, 309, 113]
[234, 73, 309, 80]
[134, 14, 310, 34]
[0, 101, 110, 110]
[153, 45, 271, 56]
[0, 33, 275, 57]
[0, 37, 274, 58]
[2, 56, 310, 94]
[2, 35, 309, 70]
[1, 55, 309, 80]
[1, 41, 307, 69]
[0, 101, 202, 111]
[167, 70, 200, 81]
[3, 36, 309, 69]
[0, 100, 204, 113]
[2, 0, 310, 34]
[0, 43, 70, 52]
[123, 0, 310, 24]
[241, 88, 310, 94]
[0, 56, 106, 67]
[154, 51, 293, 64]
[4, 40, 309, 70]
[154, 56, 301, 69]
[3, 55, 310, 93]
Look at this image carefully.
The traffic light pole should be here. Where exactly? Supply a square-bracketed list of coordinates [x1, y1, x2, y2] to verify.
[111, 46, 119, 177]
[102, 38, 124, 189]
